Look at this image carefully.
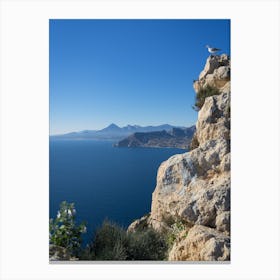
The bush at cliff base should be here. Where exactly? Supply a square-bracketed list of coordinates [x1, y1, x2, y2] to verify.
[81, 220, 168, 260]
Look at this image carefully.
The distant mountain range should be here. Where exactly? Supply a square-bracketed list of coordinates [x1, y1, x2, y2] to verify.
[50, 123, 185, 141]
[114, 126, 196, 149]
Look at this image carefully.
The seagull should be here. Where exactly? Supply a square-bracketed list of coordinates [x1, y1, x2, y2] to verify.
[206, 45, 221, 54]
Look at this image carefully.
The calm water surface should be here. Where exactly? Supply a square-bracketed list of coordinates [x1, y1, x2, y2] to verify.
[49, 140, 186, 244]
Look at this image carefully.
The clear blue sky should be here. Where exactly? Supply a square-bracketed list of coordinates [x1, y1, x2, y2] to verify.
[50, 19, 230, 135]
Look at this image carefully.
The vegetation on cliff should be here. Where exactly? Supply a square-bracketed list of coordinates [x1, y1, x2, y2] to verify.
[193, 85, 220, 111]
[49, 204, 168, 261]
[82, 220, 168, 260]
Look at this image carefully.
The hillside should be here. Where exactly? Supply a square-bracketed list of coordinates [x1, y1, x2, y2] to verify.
[114, 126, 195, 149]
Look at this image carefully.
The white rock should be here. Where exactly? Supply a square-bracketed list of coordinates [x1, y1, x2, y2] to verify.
[196, 91, 230, 145]
[150, 136, 230, 228]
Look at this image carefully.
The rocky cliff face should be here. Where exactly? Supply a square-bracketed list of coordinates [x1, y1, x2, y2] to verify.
[129, 54, 231, 261]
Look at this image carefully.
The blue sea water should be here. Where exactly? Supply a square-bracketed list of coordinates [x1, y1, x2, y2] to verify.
[49, 140, 186, 245]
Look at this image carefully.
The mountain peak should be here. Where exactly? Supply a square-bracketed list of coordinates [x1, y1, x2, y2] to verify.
[98, 123, 122, 133]
[107, 123, 119, 129]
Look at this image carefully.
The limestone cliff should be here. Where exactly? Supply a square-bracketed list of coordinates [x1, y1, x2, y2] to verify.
[128, 54, 231, 261]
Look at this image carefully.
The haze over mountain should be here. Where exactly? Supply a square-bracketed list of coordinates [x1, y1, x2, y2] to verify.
[50, 123, 186, 141]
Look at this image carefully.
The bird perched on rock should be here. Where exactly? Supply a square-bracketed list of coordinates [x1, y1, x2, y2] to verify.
[205, 45, 221, 55]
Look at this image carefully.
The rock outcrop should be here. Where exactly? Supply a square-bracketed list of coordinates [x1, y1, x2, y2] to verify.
[127, 214, 151, 233]
[49, 245, 78, 261]
[168, 225, 230, 261]
[129, 54, 231, 261]
[194, 54, 230, 92]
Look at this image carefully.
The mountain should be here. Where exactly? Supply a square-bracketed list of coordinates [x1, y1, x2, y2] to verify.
[98, 123, 122, 133]
[114, 126, 196, 149]
[50, 124, 184, 141]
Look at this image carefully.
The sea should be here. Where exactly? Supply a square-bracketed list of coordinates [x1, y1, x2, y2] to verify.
[49, 139, 186, 246]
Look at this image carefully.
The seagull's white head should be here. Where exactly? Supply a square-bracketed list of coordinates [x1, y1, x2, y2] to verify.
[205, 45, 210, 48]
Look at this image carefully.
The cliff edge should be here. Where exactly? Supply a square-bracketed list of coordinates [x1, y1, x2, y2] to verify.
[129, 54, 231, 261]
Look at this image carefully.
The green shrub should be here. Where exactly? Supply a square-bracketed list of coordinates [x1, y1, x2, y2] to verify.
[166, 221, 188, 248]
[88, 220, 128, 260]
[193, 85, 220, 111]
[126, 228, 168, 260]
[81, 220, 168, 260]
[49, 201, 86, 257]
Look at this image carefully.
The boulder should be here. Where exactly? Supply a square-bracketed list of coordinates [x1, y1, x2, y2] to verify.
[199, 54, 230, 81]
[204, 66, 230, 89]
[194, 54, 230, 93]
[150, 141, 230, 229]
[196, 91, 230, 145]
[168, 225, 230, 261]
[215, 211, 230, 235]
[127, 214, 151, 233]
[49, 245, 78, 261]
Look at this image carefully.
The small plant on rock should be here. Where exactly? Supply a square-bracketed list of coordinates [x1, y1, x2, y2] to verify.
[166, 221, 188, 247]
[193, 85, 220, 111]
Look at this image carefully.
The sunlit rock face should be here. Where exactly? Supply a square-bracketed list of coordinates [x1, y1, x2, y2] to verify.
[168, 225, 230, 261]
[148, 54, 231, 261]
[194, 54, 230, 92]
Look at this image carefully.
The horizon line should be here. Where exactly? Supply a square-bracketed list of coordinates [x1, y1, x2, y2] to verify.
[50, 122, 196, 136]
